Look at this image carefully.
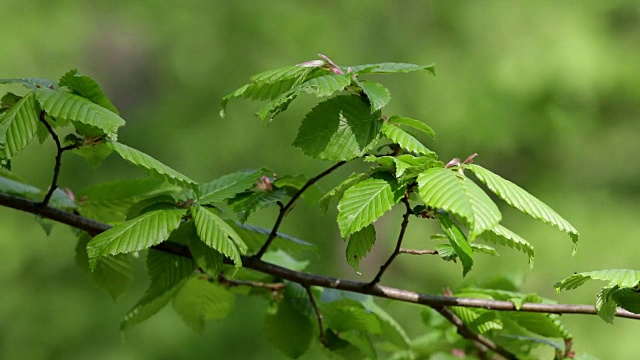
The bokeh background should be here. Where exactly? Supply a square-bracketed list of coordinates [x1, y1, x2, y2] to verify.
[1, 1, 639, 359]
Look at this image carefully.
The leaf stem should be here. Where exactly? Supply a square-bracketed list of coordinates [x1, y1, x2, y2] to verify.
[399, 248, 438, 255]
[254, 160, 346, 258]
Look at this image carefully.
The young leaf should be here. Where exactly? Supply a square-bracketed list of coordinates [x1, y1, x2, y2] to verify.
[109, 141, 197, 189]
[191, 205, 247, 268]
[199, 170, 261, 204]
[0, 92, 39, 163]
[251, 64, 311, 84]
[418, 167, 501, 240]
[596, 287, 617, 323]
[480, 225, 535, 267]
[229, 188, 286, 223]
[58, 69, 119, 114]
[172, 277, 235, 334]
[293, 95, 382, 161]
[349, 62, 436, 75]
[34, 88, 124, 140]
[264, 298, 314, 359]
[468, 164, 579, 250]
[346, 224, 376, 274]
[439, 214, 474, 276]
[357, 80, 391, 111]
[388, 115, 436, 139]
[86, 208, 187, 269]
[337, 178, 396, 237]
[554, 269, 640, 292]
[319, 172, 369, 213]
[382, 122, 434, 155]
[294, 73, 352, 97]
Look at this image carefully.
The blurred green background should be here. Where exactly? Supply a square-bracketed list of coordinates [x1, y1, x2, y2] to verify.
[1, 1, 639, 359]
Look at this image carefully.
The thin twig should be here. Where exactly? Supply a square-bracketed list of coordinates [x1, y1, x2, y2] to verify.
[254, 160, 346, 258]
[217, 273, 285, 291]
[304, 285, 327, 346]
[435, 306, 517, 360]
[368, 196, 413, 286]
[399, 249, 438, 255]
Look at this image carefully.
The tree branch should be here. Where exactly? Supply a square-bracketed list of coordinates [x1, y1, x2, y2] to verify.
[254, 160, 346, 258]
[304, 285, 327, 346]
[38, 111, 77, 207]
[399, 248, 438, 255]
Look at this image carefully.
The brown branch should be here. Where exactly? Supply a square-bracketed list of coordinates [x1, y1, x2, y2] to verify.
[369, 196, 413, 286]
[399, 248, 438, 255]
[254, 160, 346, 258]
[304, 285, 327, 346]
[217, 273, 285, 291]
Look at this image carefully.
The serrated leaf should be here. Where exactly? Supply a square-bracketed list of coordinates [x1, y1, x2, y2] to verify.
[251, 65, 311, 84]
[382, 122, 433, 155]
[507, 312, 573, 339]
[468, 164, 579, 251]
[229, 188, 286, 222]
[346, 224, 376, 274]
[295, 73, 351, 97]
[75, 233, 133, 300]
[337, 178, 395, 237]
[109, 141, 197, 188]
[35, 88, 124, 140]
[86, 208, 187, 269]
[554, 269, 640, 292]
[172, 277, 235, 334]
[255, 90, 299, 122]
[471, 243, 498, 256]
[439, 214, 474, 276]
[265, 298, 313, 359]
[596, 287, 616, 323]
[609, 287, 640, 314]
[293, 95, 382, 161]
[191, 205, 247, 268]
[388, 115, 435, 139]
[0, 78, 57, 89]
[322, 299, 382, 334]
[121, 280, 186, 331]
[418, 167, 501, 239]
[363, 300, 411, 350]
[481, 225, 535, 267]
[58, 69, 119, 114]
[319, 172, 369, 213]
[451, 306, 502, 334]
[72, 142, 114, 168]
[349, 62, 436, 75]
[0, 92, 39, 163]
[189, 237, 224, 276]
[199, 170, 261, 204]
[357, 80, 391, 111]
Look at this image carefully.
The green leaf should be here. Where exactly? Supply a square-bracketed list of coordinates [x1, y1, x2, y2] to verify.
[346, 224, 376, 274]
[349, 62, 436, 75]
[251, 65, 311, 84]
[199, 170, 261, 204]
[609, 287, 640, 314]
[418, 167, 501, 239]
[294, 73, 351, 97]
[357, 80, 391, 111]
[262, 249, 310, 272]
[191, 205, 247, 268]
[362, 300, 411, 350]
[264, 298, 314, 359]
[319, 172, 369, 213]
[75, 233, 133, 300]
[189, 237, 224, 276]
[388, 115, 435, 140]
[229, 189, 286, 223]
[393, 154, 439, 180]
[172, 277, 235, 334]
[255, 90, 299, 122]
[382, 122, 433, 155]
[58, 69, 119, 114]
[86, 208, 187, 269]
[451, 306, 502, 334]
[0, 92, 39, 163]
[273, 174, 323, 204]
[293, 95, 382, 161]
[439, 214, 474, 276]
[0, 169, 41, 197]
[596, 287, 617, 323]
[322, 299, 382, 334]
[468, 164, 579, 250]
[0, 78, 57, 89]
[72, 142, 114, 168]
[554, 269, 640, 292]
[122, 281, 186, 331]
[109, 141, 197, 189]
[35, 88, 125, 140]
[480, 225, 535, 267]
[507, 312, 572, 339]
[471, 243, 498, 256]
[337, 178, 396, 237]
[232, 223, 317, 260]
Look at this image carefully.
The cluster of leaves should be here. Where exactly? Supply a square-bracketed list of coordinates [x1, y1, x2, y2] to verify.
[0, 56, 636, 359]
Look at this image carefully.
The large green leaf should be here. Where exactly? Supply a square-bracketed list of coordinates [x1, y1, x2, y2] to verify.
[337, 178, 396, 237]
[349, 62, 436, 75]
[507, 312, 572, 339]
[35, 88, 124, 140]
[191, 205, 247, 268]
[0, 92, 39, 163]
[418, 167, 501, 239]
[109, 141, 197, 188]
[357, 80, 391, 111]
[554, 269, 640, 292]
[481, 225, 535, 267]
[382, 122, 433, 155]
[86, 208, 187, 269]
[172, 277, 235, 334]
[199, 169, 261, 204]
[58, 69, 119, 114]
[387, 115, 435, 139]
[346, 224, 376, 274]
[264, 298, 314, 359]
[468, 164, 579, 249]
[293, 95, 382, 161]
[439, 214, 474, 276]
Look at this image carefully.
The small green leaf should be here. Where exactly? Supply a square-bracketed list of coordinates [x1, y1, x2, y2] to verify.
[87, 208, 187, 269]
[58, 69, 119, 114]
[264, 298, 314, 359]
[418, 167, 501, 239]
[229, 189, 286, 223]
[172, 277, 235, 334]
[471, 243, 498, 256]
[121, 281, 186, 331]
[293, 95, 382, 161]
[319, 172, 369, 214]
[469, 164, 579, 250]
[109, 141, 197, 189]
[554, 269, 640, 292]
[596, 287, 617, 323]
[199, 170, 261, 204]
[35, 88, 124, 140]
[382, 122, 434, 155]
[349, 62, 436, 75]
[72, 142, 114, 168]
[346, 224, 376, 274]
[357, 80, 391, 111]
[388, 115, 435, 139]
[322, 299, 382, 334]
[0, 92, 39, 163]
[250, 65, 311, 84]
[337, 178, 396, 237]
[507, 312, 572, 338]
[480, 225, 535, 267]
[191, 205, 247, 268]
[294, 73, 351, 97]
[439, 214, 474, 276]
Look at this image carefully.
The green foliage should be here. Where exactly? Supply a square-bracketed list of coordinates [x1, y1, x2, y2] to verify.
[264, 294, 314, 358]
[337, 177, 397, 237]
[0, 92, 39, 165]
[172, 277, 235, 334]
[191, 205, 247, 268]
[345, 224, 376, 274]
